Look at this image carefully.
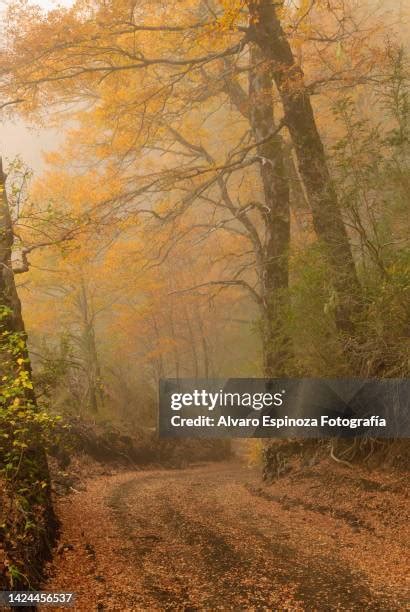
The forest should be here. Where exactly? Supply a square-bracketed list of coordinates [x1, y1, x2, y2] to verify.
[0, 0, 409, 609]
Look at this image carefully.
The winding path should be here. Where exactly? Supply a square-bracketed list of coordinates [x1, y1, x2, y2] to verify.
[40, 463, 406, 611]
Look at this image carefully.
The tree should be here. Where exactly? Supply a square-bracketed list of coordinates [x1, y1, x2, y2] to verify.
[246, 0, 362, 335]
[0, 157, 55, 589]
[4, 0, 398, 373]
[2, 0, 288, 373]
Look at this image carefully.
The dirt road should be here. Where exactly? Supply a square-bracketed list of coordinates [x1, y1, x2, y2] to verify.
[41, 462, 408, 611]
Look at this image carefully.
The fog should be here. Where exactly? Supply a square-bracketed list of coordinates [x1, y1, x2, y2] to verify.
[0, 0, 73, 172]
[0, 121, 61, 173]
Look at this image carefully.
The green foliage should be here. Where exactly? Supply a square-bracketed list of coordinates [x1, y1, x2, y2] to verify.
[275, 46, 409, 379]
[328, 46, 410, 376]
[32, 335, 73, 399]
[380, 44, 410, 147]
[0, 306, 60, 584]
[356, 251, 410, 377]
[286, 245, 349, 376]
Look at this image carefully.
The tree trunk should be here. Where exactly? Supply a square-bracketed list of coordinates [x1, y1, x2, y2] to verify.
[79, 279, 103, 414]
[197, 308, 211, 379]
[224, 48, 292, 375]
[184, 305, 200, 379]
[0, 157, 54, 558]
[248, 44, 292, 376]
[168, 308, 181, 381]
[0, 162, 27, 336]
[0, 158, 38, 408]
[247, 0, 362, 335]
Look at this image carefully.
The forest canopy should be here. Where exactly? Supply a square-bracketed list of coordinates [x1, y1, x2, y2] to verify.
[0, 0, 408, 419]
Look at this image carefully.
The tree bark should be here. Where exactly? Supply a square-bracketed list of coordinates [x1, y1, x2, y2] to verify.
[0, 156, 54, 532]
[79, 279, 103, 414]
[248, 45, 292, 376]
[247, 0, 362, 335]
[0, 159, 38, 405]
[224, 48, 292, 375]
[0, 161, 27, 336]
[196, 308, 211, 379]
[183, 305, 200, 379]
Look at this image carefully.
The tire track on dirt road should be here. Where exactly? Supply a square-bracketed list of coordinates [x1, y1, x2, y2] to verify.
[40, 463, 406, 610]
[107, 465, 398, 610]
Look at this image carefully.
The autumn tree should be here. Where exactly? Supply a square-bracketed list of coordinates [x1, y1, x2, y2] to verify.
[0, 158, 55, 589]
[3, 0, 402, 375]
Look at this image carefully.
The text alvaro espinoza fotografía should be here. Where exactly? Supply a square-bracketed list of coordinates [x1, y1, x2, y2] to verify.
[158, 378, 410, 438]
